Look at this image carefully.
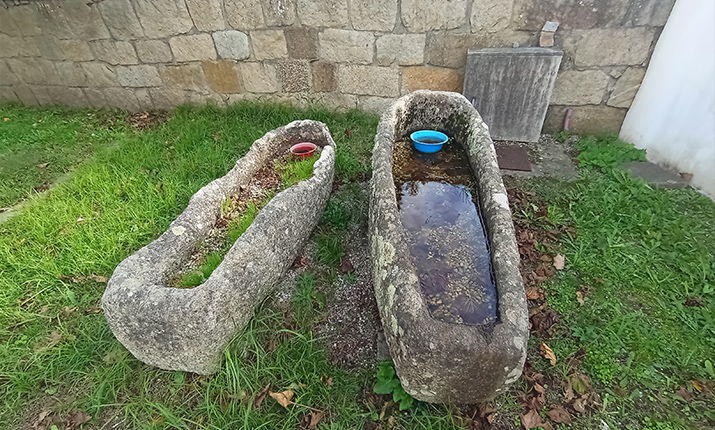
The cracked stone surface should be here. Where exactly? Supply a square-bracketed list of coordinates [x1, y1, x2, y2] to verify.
[102, 120, 336, 374]
[369, 90, 528, 403]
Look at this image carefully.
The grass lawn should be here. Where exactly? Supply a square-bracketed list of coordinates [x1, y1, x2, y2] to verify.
[0, 103, 713, 430]
[0, 106, 123, 209]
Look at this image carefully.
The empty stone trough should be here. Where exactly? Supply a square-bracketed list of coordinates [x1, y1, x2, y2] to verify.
[102, 120, 335, 374]
[369, 91, 528, 403]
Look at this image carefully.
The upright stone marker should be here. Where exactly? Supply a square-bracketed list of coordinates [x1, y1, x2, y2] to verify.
[463, 48, 562, 142]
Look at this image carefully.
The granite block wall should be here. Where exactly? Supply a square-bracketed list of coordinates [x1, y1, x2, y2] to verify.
[0, 0, 674, 134]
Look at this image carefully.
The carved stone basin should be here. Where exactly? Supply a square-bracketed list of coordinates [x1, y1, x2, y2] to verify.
[369, 91, 528, 403]
[103, 120, 335, 374]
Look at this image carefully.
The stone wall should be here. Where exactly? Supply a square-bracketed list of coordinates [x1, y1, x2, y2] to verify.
[0, 0, 674, 134]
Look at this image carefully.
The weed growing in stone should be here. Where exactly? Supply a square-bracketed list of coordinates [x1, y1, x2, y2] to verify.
[315, 234, 344, 267]
[320, 198, 352, 231]
[275, 153, 319, 188]
[181, 252, 224, 287]
[291, 273, 325, 326]
[374, 361, 414, 411]
[227, 201, 260, 243]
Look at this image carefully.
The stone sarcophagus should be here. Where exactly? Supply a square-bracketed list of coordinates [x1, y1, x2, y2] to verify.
[369, 91, 528, 403]
[103, 120, 335, 374]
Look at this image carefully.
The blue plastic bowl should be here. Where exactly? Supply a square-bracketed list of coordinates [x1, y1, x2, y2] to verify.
[410, 130, 449, 153]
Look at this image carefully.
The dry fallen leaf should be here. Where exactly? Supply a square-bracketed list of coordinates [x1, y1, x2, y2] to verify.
[533, 383, 545, 394]
[526, 287, 541, 300]
[3, 117, 9, 121]
[378, 401, 388, 420]
[576, 291, 585, 305]
[90, 274, 108, 283]
[521, 409, 542, 429]
[572, 397, 587, 413]
[546, 405, 571, 424]
[307, 410, 324, 429]
[530, 391, 546, 410]
[66, 411, 91, 428]
[269, 390, 294, 408]
[540, 342, 556, 365]
[692, 380, 706, 393]
[293, 255, 309, 267]
[32, 410, 52, 430]
[76, 217, 85, 223]
[37, 163, 49, 168]
[86, 301, 103, 314]
[62, 306, 77, 317]
[46, 331, 62, 348]
[570, 373, 591, 395]
[553, 254, 565, 270]
[480, 404, 497, 424]
[675, 386, 692, 401]
[695, 380, 714, 395]
[253, 384, 270, 408]
[338, 257, 355, 274]
[563, 380, 575, 402]
[150, 413, 164, 425]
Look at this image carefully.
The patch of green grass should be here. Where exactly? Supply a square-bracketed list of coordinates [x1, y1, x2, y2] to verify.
[553, 130, 570, 143]
[0, 105, 123, 207]
[576, 134, 647, 169]
[312, 183, 365, 273]
[181, 271, 205, 288]
[320, 199, 352, 232]
[320, 182, 365, 232]
[201, 253, 223, 278]
[227, 201, 260, 243]
[0, 102, 380, 428]
[525, 162, 715, 427]
[96, 307, 371, 429]
[180, 252, 224, 287]
[315, 234, 344, 267]
[275, 154, 319, 188]
[291, 273, 326, 326]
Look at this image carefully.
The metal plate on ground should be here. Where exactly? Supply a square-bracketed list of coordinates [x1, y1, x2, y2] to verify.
[496, 146, 532, 171]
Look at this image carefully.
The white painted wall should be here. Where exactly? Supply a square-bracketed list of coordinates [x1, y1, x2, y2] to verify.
[619, 0, 715, 197]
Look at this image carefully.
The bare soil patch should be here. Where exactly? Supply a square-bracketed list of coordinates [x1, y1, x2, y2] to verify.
[126, 111, 168, 131]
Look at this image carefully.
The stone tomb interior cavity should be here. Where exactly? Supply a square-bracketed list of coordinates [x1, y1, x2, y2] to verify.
[393, 138, 497, 326]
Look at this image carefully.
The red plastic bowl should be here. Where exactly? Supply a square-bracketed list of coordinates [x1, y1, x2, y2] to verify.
[290, 142, 317, 159]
